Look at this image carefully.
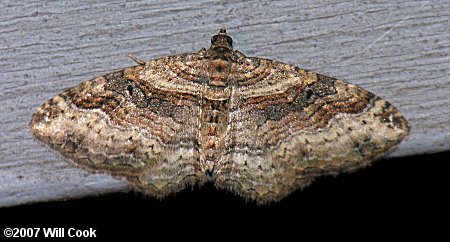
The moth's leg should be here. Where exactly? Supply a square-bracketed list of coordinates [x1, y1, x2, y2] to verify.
[127, 54, 146, 65]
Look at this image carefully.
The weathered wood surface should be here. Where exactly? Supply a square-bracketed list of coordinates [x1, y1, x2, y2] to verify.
[0, 0, 449, 207]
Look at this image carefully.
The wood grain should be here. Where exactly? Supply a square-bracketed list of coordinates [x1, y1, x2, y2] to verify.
[1, 0, 449, 207]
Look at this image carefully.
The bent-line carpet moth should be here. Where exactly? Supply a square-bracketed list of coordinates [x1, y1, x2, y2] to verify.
[30, 29, 410, 203]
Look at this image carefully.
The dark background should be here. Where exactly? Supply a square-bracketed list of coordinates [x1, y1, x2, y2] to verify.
[2, 151, 449, 240]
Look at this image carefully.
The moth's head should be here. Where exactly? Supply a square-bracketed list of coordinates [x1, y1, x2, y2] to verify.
[210, 28, 233, 51]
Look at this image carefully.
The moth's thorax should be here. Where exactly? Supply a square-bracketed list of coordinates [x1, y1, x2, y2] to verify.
[204, 28, 238, 87]
[206, 59, 232, 87]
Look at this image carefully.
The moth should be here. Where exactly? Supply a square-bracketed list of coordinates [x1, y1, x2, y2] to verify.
[30, 29, 410, 203]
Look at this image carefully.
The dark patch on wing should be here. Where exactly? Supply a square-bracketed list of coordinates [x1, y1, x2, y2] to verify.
[104, 70, 148, 108]
[147, 98, 185, 120]
[257, 73, 338, 122]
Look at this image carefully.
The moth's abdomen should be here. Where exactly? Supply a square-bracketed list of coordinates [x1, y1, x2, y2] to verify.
[198, 98, 230, 177]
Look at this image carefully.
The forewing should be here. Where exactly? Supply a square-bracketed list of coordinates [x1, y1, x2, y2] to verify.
[216, 57, 410, 203]
[30, 54, 206, 198]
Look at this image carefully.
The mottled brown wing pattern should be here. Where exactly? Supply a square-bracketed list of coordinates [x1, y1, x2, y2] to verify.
[214, 58, 410, 203]
[30, 29, 410, 204]
[30, 54, 208, 197]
